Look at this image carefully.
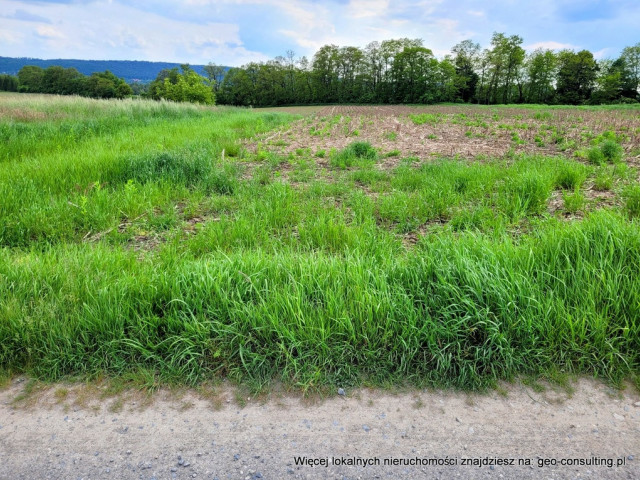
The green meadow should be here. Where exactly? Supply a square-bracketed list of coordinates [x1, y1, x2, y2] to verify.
[1, 93, 639, 391]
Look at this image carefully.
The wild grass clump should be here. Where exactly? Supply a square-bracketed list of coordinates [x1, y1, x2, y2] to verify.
[600, 139, 623, 163]
[450, 206, 497, 232]
[117, 150, 212, 185]
[330, 141, 377, 169]
[623, 184, 640, 218]
[563, 190, 585, 214]
[499, 172, 552, 219]
[555, 162, 588, 190]
[586, 147, 605, 165]
[409, 113, 442, 125]
[587, 140, 623, 165]
[594, 171, 613, 191]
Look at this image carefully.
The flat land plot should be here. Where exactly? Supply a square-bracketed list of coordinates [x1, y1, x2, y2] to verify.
[253, 104, 640, 165]
[255, 105, 327, 115]
[1, 94, 640, 393]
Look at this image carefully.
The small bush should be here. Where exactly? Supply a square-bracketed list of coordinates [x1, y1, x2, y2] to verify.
[349, 141, 377, 160]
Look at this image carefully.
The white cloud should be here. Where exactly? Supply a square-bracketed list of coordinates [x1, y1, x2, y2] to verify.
[0, 0, 635, 65]
[592, 48, 611, 59]
[0, 29, 22, 45]
[0, 0, 269, 65]
[525, 41, 579, 51]
[348, 0, 390, 19]
[35, 26, 65, 39]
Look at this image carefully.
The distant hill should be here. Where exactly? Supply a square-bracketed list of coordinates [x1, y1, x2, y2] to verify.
[0, 56, 224, 83]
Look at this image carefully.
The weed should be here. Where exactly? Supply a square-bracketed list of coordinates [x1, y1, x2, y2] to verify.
[600, 140, 623, 163]
[587, 147, 605, 165]
[594, 172, 613, 191]
[555, 162, 588, 190]
[623, 184, 640, 218]
[562, 190, 585, 214]
[384, 132, 397, 141]
[330, 141, 377, 169]
[409, 113, 442, 125]
[499, 172, 552, 219]
[2, 96, 640, 392]
[533, 111, 553, 121]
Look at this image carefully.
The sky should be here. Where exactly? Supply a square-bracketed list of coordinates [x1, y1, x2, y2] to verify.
[1, 0, 639, 66]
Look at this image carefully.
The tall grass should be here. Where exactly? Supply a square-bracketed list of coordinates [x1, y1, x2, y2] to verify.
[1, 94, 639, 391]
[0, 212, 638, 389]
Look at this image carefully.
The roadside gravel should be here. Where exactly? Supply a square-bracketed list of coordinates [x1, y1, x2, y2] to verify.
[1, 378, 638, 479]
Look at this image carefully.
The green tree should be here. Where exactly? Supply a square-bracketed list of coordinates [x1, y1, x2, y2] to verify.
[451, 40, 480, 102]
[0, 74, 19, 92]
[482, 33, 525, 104]
[17, 65, 45, 92]
[591, 59, 623, 104]
[218, 67, 255, 106]
[312, 44, 340, 103]
[556, 50, 598, 104]
[620, 43, 640, 100]
[390, 46, 438, 103]
[86, 71, 132, 99]
[150, 65, 214, 104]
[524, 49, 557, 103]
[337, 46, 365, 102]
[40, 66, 86, 95]
[203, 62, 227, 93]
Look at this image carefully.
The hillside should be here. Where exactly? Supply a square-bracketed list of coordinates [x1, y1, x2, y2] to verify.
[0, 56, 218, 83]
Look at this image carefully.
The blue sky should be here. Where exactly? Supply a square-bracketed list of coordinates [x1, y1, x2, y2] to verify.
[1, 0, 638, 65]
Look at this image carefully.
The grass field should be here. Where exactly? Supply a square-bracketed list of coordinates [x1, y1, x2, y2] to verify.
[1, 93, 640, 392]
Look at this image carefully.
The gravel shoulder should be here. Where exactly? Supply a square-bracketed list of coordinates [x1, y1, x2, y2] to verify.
[1, 378, 638, 479]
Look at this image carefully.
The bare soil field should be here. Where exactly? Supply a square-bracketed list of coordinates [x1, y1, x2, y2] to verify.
[252, 105, 640, 167]
[255, 105, 327, 115]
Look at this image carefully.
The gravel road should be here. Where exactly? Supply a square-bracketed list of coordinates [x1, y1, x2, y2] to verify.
[1, 378, 638, 479]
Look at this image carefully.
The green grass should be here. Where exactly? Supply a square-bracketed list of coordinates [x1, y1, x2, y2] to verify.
[1, 94, 639, 392]
[329, 141, 377, 169]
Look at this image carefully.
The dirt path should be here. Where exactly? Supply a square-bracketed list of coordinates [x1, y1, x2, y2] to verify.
[1, 379, 638, 479]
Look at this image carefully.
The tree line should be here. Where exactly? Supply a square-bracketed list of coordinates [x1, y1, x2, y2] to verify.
[1, 65, 133, 99]
[2, 33, 638, 106]
[0, 56, 210, 83]
[1, 64, 216, 104]
[213, 33, 640, 106]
